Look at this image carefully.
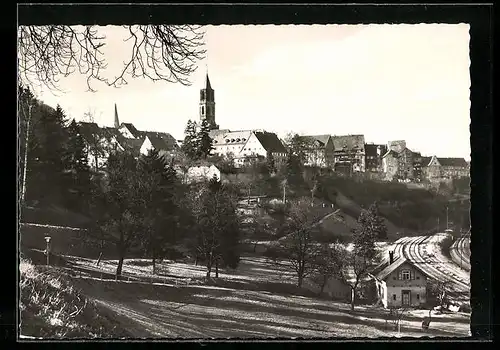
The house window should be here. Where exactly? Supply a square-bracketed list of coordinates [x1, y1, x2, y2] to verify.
[416, 294, 420, 300]
[416, 276, 420, 280]
[201, 106, 205, 115]
[393, 276, 396, 280]
[393, 294, 397, 301]
[401, 270, 411, 280]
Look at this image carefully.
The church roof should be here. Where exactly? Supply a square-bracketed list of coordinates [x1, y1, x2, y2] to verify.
[206, 74, 212, 90]
[254, 131, 287, 153]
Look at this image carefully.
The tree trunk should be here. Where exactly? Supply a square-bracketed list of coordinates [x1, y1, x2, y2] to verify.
[320, 275, 328, 294]
[195, 255, 198, 266]
[215, 259, 219, 278]
[96, 252, 103, 266]
[152, 256, 156, 275]
[298, 274, 303, 288]
[351, 287, 356, 311]
[115, 255, 124, 281]
[206, 259, 212, 279]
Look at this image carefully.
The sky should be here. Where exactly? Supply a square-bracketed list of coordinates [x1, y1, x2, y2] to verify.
[32, 24, 471, 159]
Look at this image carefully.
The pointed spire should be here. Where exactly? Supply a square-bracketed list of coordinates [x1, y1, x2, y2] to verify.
[114, 103, 120, 128]
[205, 73, 212, 90]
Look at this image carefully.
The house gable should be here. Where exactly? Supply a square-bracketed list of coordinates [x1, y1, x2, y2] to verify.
[428, 155, 441, 166]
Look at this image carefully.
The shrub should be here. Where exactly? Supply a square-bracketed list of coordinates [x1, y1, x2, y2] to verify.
[19, 258, 131, 338]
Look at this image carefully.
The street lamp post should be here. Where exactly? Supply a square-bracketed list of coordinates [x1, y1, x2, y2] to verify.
[44, 235, 52, 266]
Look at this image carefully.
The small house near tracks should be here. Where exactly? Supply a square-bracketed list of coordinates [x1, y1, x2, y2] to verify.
[370, 251, 430, 308]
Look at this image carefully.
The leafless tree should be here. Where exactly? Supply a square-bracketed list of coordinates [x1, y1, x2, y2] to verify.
[18, 25, 206, 92]
[268, 198, 342, 288]
[333, 244, 375, 311]
[385, 306, 408, 333]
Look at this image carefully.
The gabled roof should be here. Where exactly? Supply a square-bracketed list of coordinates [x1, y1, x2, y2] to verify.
[144, 131, 178, 151]
[120, 123, 141, 138]
[299, 134, 331, 148]
[382, 149, 399, 158]
[77, 122, 102, 144]
[437, 157, 468, 168]
[254, 131, 287, 154]
[331, 134, 365, 151]
[118, 138, 143, 156]
[421, 156, 432, 167]
[374, 257, 430, 281]
[209, 129, 231, 139]
[211, 130, 253, 146]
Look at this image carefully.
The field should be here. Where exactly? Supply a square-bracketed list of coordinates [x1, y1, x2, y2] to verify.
[20, 253, 471, 339]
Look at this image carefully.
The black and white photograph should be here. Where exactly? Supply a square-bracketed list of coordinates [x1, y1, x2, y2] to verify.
[17, 5, 481, 340]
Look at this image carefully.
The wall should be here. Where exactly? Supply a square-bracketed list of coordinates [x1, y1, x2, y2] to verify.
[386, 285, 427, 308]
[383, 154, 399, 181]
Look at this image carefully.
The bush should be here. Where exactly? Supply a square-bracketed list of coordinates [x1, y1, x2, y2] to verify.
[439, 236, 454, 258]
[19, 258, 131, 338]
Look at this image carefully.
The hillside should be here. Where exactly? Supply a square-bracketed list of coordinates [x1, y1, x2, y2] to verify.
[31, 255, 470, 338]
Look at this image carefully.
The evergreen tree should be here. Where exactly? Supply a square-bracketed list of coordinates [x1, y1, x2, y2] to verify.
[285, 152, 304, 188]
[181, 120, 198, 160]
[26, 104, 69, 207]
[90, 151, 144, 280]
[63, 119, 91, 213]
[266, 150, 276, 175]
[197, 119, 214, 159]
[187, 178, 241, 278]
[137, 149, 180, 273]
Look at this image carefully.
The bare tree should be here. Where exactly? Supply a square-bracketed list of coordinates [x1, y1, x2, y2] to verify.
[333, 244, 375, 311]
[385, 306, 408, 333]
[18, 25, 206, 92]
[269, 198, 341, 288]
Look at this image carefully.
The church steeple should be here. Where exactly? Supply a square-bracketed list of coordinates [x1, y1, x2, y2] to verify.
[199, 73, 218, 130]
[114, 103, 120, 128]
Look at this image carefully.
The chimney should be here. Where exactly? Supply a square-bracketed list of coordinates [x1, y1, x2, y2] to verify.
[389, 251, 394, 265]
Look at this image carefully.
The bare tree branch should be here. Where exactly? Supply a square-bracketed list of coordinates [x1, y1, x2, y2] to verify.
[18, 25, 206, 92]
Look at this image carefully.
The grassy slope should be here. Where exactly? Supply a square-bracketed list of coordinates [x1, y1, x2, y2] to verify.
[64, 255, 470, 338]
[19, 258, 133, 339]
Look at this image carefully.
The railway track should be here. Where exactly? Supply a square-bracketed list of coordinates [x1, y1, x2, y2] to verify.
[402, 234, 469, 303]
[450, 233, 471, 271]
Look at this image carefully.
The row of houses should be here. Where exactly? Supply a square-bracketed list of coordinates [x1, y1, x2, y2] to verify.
[295, 135, 469, 182]
[76, 74, 469, 185]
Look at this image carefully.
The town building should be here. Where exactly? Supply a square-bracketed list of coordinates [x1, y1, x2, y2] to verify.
[210, 129, 287, 167]
[77, 104, 178, 170]
[421, 156, 469, 182]
[199, 74, 219, 130]
[365, 143, 388, 172]
[370, 252, 429, 308]
[331, 134, 366, 174]
[381, 140, 419, 181]
[297, 135, 335, 169]
[201, 74, 287, 167]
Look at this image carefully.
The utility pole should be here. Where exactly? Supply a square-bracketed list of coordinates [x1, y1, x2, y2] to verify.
[21, 102, 33, 206]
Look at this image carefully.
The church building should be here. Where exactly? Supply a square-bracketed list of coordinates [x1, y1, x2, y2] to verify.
[198, 74, 287, 167]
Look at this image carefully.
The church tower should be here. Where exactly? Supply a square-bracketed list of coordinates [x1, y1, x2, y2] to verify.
[199, 73, 218, 130]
